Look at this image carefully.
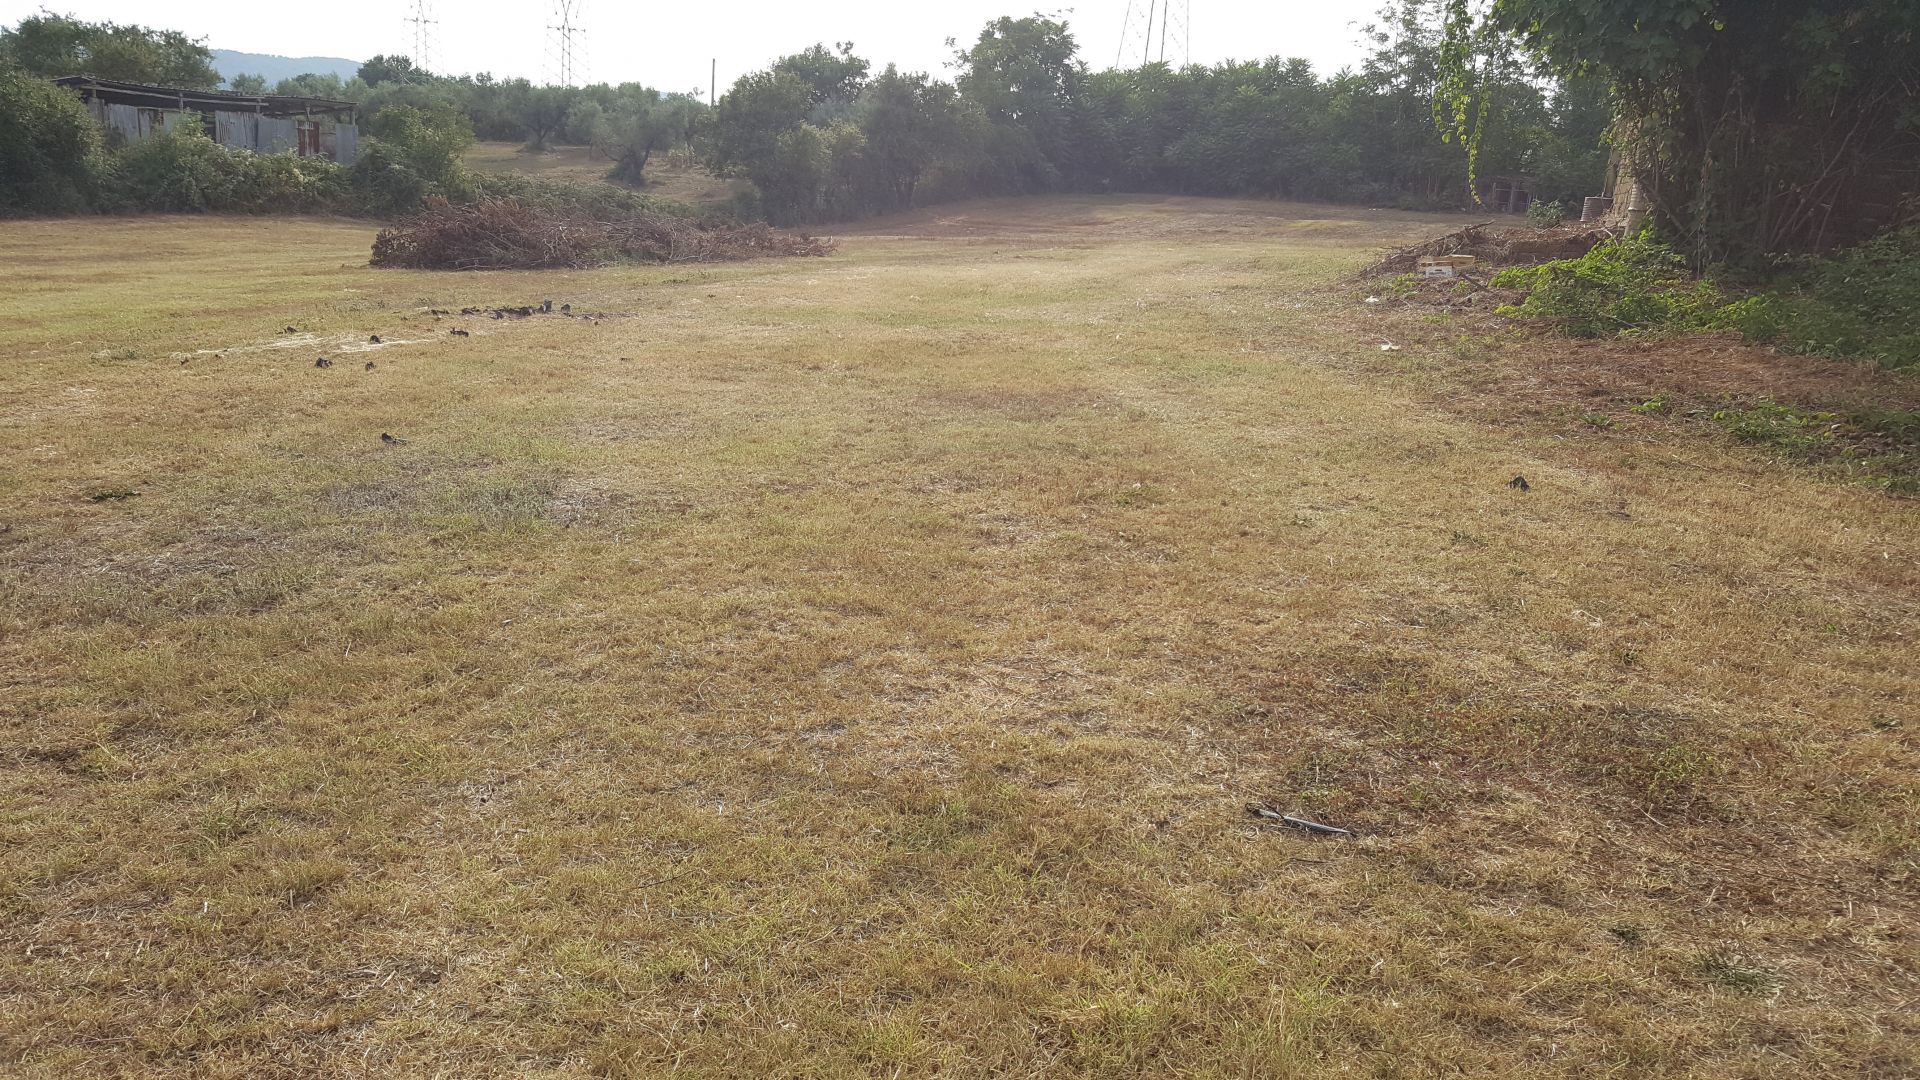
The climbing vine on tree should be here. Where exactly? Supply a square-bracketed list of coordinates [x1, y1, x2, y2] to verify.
[1432, 0, 1494, 202]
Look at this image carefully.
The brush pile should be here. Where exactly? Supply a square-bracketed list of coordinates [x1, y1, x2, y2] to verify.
[370, 199, 835, 271]
[1360, 221, 1612, 277]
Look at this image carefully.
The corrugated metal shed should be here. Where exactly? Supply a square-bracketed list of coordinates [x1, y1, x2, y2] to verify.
[54, 75, 360, 165]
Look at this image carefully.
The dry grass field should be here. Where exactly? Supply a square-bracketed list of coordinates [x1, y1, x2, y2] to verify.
[464, 141, 613, 184]
[1, 197, 1916, 1078]
[463, 141, 747, 207]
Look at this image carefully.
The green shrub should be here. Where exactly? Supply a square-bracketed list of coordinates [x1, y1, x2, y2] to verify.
[0, 64, 104, 213]
[1730, 227, 1920, 370]
[1526, 199, 1566, 227]
[350, 104, 476, 216]
[349, 138, 434, 217]
[1499, 227, 1920, 371]
[108, 115, 348, 212]
[1494, 235, 1724, 337]
[109, 116, 230, 210]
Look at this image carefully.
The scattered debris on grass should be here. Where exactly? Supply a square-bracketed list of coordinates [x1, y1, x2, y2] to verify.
[380, 432, 408, 446]
[1247, 804, 1353, 837]
[1697, 949, 1781, 996]
[88, 488, 138, 502]
[369, 198, 836, 271]
[181, 333, 429, 363]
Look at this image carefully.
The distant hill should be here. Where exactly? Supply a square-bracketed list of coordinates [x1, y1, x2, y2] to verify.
[211, 49, 362, 88]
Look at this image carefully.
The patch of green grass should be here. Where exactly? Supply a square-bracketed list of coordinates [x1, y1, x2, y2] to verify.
[1380, 272, 1419, 300]
[1711, 401, 1917, 491]
[1697, 950, 1779, 995]
[1607, 924, 1647, 947]
[1713, 401, 1838, 455]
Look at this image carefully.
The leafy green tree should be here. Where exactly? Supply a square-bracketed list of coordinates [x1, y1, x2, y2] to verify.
[519, 85, 573, 150]
[955, 16, 1084, 190]
[0, 13, 219, 87]
[853, 66, 980, 210]
[705, 70, 813, 190]
[1479, 0, 1920, 262]
[774, 42, 869, 109]
[462, 75, 532, 141]
[355, 103, 475, 214]
[229, 72, 267, 95]
[682, 9, 1609, 222]
[273, 72, 350, 99]
[1529, 75, 1611, 205]
[0, 64, 102, 212]
[358, 54, 425, 87]
[1154, 60, 1342, 197]
[593, 89, 699, 184]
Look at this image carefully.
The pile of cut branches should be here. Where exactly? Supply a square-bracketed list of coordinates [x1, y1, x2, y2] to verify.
[1359, 221, 1494, 277]
[1358, 221, 1612, 277]
[370, 199, 834, 271]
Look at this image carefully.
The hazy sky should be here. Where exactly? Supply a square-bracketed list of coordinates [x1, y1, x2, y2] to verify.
[0, 1, 1386, 92]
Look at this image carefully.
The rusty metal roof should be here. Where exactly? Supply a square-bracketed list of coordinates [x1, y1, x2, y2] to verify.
[52, 75, 357, 115]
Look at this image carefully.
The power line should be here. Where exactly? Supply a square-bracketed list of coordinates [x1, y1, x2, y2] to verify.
[547, 0, 588, 88]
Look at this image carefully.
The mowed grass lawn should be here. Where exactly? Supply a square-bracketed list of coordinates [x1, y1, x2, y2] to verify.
[1, 199, 1915, 1077]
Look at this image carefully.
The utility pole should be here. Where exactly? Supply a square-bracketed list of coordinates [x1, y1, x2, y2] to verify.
[710, 58, 716, 107]
[404, 0, 437, 72]
[547, 0, 586, 88]
[1117, 0, 1189, 68]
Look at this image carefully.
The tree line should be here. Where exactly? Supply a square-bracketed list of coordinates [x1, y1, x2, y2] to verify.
[702, 12, 1607, 224]
[11, 2, 1907, 260]
[0, 5, 1612, 226]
